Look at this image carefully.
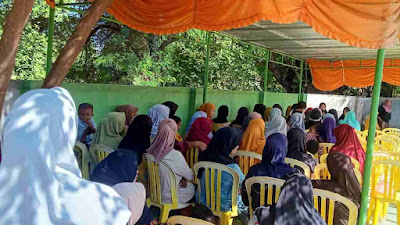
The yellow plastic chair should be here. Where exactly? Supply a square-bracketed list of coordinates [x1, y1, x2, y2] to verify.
[244, 176, 285, 216]
[383, 128, 400, 133]
[372, 151, 390, 161]
[233, 150, 262, 175]
[313, 188, 359, 225]
[367, 160, 400, 225]
[305, 129, 310, 133]
[284, 158, 311, 178]
[166, 216, 214, 225]
[316, 143, 335, 161]
[194, 161, 239, 225]
[319, 154, 360, 171]
[314, 163, 362, 186]
[74, 142, 90, 179]
[185, 148, 200, 170]
[356, 130, 368, 142]
[143, 153, 192, 223]
[375, 136, 399, 153]
[90, 144, 114, 164]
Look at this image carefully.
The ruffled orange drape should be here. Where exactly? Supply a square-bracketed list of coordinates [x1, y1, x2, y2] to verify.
[308, 59, 400, 91]
[46, 0, 400, 49]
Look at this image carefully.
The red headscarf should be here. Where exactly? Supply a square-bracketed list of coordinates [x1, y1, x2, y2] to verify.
[330, 124, 365, 173]
[186, 117, 212, 145]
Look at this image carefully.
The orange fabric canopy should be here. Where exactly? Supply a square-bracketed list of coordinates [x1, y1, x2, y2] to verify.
[46, 0, 400, 49]
[308, 59, 400, 91]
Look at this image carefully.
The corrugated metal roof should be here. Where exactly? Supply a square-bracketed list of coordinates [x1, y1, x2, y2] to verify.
[224, 21, 400, 60]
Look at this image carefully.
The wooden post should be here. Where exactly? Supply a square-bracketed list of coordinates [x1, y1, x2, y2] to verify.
[42, 0, 115, 88]
[0, 0, 35, 118]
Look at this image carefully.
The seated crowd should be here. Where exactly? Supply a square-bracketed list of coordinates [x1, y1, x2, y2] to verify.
[2, 87, 383, 225]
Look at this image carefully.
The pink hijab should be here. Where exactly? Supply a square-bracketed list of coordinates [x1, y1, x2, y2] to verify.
[147, 118, 177, 162]
[250, 112, 262, 119]
[383, 99, 392, 113]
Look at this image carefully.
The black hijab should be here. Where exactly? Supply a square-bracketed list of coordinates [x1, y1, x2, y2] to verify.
[231, 107, 249, 127]
[162, 101, 178, 118]
[241, 115, 254, 131]
[213, 105, 229, 123]
[253, 104, 266, 118]
[328, 109, 339, 124]
[118, 114, 152, 158]
[256, 173, 327, 225]
[287, 128, 317, 172]
[90, 150, 139, 186]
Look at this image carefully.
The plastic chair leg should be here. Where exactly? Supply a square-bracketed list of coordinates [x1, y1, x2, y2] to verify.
[396, 202, 400, 225]
[372, 200, 382, 225]
[381, 202, 389, 221]
[367, 198, 375, 224]
[220, 213, 233, 225]
[159, 204, 172, 223]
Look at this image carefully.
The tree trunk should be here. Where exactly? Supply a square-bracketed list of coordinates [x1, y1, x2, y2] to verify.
[0, 0, 35, 118]
[42, 0, 115, 88]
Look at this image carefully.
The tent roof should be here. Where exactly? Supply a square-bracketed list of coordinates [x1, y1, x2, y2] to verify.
[224, 20, 400, 60]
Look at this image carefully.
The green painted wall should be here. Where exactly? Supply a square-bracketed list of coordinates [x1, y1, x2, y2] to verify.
[17, 80, 300, 134]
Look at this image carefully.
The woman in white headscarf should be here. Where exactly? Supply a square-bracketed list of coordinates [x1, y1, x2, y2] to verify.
[289, 112, 306, 132]
[148, 104, 170, 138]
[0, 87, 130, 225]
[265, 115, 288, 139]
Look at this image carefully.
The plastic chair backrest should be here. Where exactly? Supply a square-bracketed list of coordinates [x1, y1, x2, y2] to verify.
[372, 151, 390, 161]
[370, 160, 400, 201]
[143, 153, 179, 207]
[314, 163, 362, 185]
[284, 158, 311, 178]
[375, 136, 398, 153]
[244, 176, 285, 216]
[194, 161, 239, 213]
[91, 144, 114, 163]
[166, 216, 214, 225]
[356, 130, 368, 142]
[185, 148, 200, 170]
[313, 188, 359, 225]
[74, 142, 89, 179]
[317, 143, 335, 160]
[319, 154, 360, 171]
[383, 128, 400, 133]
[233, 150, 262, 175]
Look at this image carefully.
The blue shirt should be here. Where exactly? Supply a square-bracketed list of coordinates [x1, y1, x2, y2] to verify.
[77, 118, 96, 146]
[198, 163, 245, 212]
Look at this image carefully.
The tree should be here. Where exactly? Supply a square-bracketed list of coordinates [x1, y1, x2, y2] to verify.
[0, 0, 35, 116]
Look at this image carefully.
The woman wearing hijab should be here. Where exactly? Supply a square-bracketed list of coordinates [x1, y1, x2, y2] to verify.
[328, 109, 339, 124]
[199, 102, 216, 119]
[253, 174, 326, 225]
[306, 108, 322, 129]
[91, 111, 126, 150]
[212, 105, 230, 132]
[162, 101, 179, 118]
[265, 115, 287, 139]
[242, 133, 298, 211]
[186, 118, 213, 147]
[338, 107, 350, 121]
[378, 99, 392, 129]
[285, 105, 292, 119]
[253, 104, 267, 120]
[90, 150, 155, 225]
[319, 117, 337, 143]
[147, 119, 195, 204]
[231, 107, 249, 128]
[148, 104, 170, 138]
[198, 127, 245, 213]
[319, 102, 328, 115]
[269, 108, 282, 120]
[0, 87, 130, 225]
[185, 111, 207, 133]
[264, 107, 272, 121]
[338, 111, 361, 131]
[330, 124, 365, 172]
[240, 118, 266, 155]
[118, 114, 153, 159]
[116, 104, 139, 126]
[312, 152, 361, 225]
[287, 128, 318, 173]
[289, 112, 306, 132]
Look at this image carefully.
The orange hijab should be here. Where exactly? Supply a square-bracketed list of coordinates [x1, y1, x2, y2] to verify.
[199, 103, 216, 119]
[239, 118, 266, 155]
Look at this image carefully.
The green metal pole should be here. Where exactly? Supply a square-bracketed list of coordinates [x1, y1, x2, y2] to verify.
[358, 48, 385, 225]
[260, 51, 270, 104]
[46, 6, 55, 74]
[203, 32, 211, 103]
[298, 61, 304, 102]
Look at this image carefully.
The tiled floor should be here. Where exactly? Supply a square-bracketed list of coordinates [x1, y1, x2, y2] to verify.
[375, 204, 397, 225]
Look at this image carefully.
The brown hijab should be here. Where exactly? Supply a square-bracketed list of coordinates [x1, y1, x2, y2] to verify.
[116, 104, 139, 125]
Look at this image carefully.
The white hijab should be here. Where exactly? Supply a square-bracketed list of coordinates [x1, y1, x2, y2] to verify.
[0, 87, 130, 225]
[265, 115, 288, 139]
